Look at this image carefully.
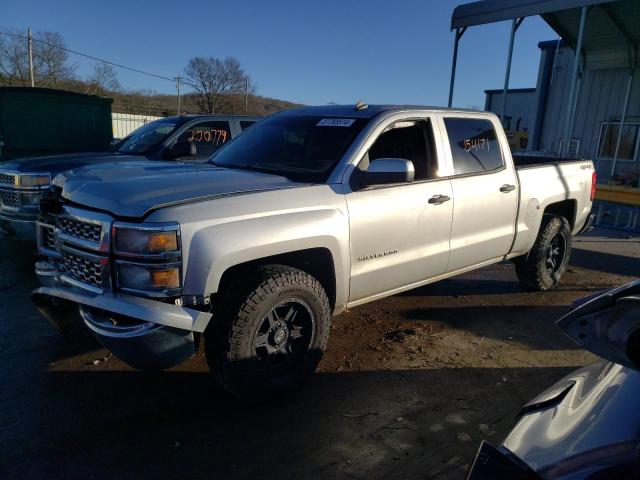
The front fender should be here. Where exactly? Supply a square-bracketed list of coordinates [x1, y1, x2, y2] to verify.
[181, 208, 350, 311]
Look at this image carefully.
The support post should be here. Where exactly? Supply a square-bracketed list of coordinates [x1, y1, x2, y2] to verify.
[27, 28, 34, 87]
[245, 76, 249, 115]
[562, 6, 588, 156]
[176, 76, 181, 115]
[501, 18, 524, 125]
[448, 27, 466, 108]
[610, 59, 636, 177]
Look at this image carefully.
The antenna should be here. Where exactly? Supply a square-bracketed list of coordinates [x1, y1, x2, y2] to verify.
[355, 101, 368, 111]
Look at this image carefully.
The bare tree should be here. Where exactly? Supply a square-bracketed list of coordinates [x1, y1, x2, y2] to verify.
[0, 29, 75, 87]
[85, 62, 120, 95]
[184, 56, 250, 114]
[0, 29, 30, 85]
[36, 31, 74, 87]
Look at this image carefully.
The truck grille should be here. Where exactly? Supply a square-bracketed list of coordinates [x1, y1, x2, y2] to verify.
[58, 217, 102, 243]
[0, 173, 16, 186]
[44, 225, 56, 249]
[1, 191, 19, 208]
[61, 251, 105, 288]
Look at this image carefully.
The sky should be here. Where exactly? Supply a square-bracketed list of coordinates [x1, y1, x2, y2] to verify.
[1, 0, 558, 108]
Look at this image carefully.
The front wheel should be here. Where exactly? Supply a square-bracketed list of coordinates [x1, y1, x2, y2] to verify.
[205, 265, 331, 402]
[515, 215, 572, 291]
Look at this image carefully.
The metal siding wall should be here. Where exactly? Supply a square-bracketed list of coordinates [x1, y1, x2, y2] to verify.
[485, 90, 536, 130]
[538, 45, 640, 176]
[539, 46, 574, 153]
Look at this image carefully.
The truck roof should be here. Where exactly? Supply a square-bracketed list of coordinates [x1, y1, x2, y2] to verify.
[280, 104, 487, 119]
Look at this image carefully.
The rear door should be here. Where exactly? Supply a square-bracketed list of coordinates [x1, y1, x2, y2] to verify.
[439, 114, 518, 272]
[346, 115, 453, 303]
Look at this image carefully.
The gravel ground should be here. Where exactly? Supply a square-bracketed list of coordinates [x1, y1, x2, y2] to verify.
[1, 227, 638, 479]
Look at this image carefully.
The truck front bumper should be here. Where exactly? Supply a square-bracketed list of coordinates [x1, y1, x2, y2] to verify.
[31, 280, 213, 370]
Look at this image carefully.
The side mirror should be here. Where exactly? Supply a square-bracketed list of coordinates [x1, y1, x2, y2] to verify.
[167, 142, 197, 159]
[359, 158, 415, 187]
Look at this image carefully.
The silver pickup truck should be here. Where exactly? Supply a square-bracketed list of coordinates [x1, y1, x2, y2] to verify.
[32, 104, 595, 401]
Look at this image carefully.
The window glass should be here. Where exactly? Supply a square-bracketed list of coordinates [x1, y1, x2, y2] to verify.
[598, 123, 639, 160]
[364, 120, 437, 181]
[444, 118, 503, 175]
[209, 116, 368, 181]
[240, 120, 256, 131]
[175, 121, 232, 158]
[115, 120, 179, 154]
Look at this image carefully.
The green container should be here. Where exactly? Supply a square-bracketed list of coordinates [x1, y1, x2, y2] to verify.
[0, 87, 113, 160]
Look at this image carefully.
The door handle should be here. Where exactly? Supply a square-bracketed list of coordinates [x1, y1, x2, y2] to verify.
[500, 184, 516, 193]
[428, 194, 451, 205]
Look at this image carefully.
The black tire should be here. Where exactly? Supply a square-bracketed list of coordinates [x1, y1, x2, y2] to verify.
[205, 265, 331, 402]
[515, 214, 572, 291]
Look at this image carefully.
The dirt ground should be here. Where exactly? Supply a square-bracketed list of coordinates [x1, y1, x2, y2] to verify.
[1, 227, 638, 480]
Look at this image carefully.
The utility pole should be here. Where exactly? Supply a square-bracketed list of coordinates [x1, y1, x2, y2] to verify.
[176, 76, 181, 115]
[245, 76, 249, 115]
[27, 28, 34, 87]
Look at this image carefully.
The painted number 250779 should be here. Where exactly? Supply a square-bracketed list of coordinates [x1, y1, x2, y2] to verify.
[187, 129, 228, 145]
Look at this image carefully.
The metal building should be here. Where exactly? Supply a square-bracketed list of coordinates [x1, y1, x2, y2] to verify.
[484, 87, 536, 133]
[450, 0, 640, 182]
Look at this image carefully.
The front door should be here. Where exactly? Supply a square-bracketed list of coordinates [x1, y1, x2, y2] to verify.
[346, 117, 453, 303]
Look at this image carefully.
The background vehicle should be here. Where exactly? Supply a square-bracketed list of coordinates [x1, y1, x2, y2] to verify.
[466, 280, 640, 479]
[0, 114, 260, 239]
[32, 104, 595, 401]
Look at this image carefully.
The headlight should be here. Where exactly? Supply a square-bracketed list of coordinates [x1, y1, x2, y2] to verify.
[19, 174, 50, 189]
[113, 222, 182, 297]
[114, 223, 180, 255]
[116, 262, 181, 293]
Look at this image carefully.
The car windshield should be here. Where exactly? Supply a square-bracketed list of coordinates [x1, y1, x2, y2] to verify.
[115, 120, 180, 154]
[209, 115, 369, 181]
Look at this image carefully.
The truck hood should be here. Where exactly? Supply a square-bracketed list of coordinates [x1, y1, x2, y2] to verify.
[56, 161, 306, 218]
[0, 152, 139, 176]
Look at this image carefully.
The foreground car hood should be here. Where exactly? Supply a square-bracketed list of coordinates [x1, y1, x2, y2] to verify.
[0, 152, 133, 176]
[502, 361, 640, 476]
[57, 161, 306, 218]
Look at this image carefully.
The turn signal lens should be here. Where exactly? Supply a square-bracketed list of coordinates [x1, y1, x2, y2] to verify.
[148, 232, 178, 252]
[150, 268, 180, 288]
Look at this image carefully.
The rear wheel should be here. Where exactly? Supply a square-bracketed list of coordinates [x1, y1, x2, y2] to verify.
[205, 265, 331, 402]
[515, 215, 571, 291]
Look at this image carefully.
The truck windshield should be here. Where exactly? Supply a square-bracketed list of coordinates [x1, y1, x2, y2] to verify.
[209, 115, 368, 181]
[115, 120, 179, 154]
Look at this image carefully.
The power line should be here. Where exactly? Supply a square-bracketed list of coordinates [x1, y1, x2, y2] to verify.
[0, 29, 185, 84]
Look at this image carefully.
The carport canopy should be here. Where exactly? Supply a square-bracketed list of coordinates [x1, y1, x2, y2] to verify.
[448, 0, 640, 170]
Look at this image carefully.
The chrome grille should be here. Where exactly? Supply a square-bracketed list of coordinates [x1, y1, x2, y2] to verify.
[1, 191, 19, 208]
[0, 173, 15, 186]
[61, 251, 104, 288]
[58, 217, 102, 242]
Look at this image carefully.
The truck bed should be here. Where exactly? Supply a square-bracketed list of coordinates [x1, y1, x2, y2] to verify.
[513, 153, 589, 169]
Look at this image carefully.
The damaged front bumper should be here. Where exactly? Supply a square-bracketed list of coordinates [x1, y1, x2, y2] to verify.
[32, 269, 212, 370]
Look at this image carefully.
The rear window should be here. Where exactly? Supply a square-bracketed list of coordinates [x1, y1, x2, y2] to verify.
[444, 118, 503, 175]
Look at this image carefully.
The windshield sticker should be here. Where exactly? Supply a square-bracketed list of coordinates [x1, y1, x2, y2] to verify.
[317, 118, 356, 127]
